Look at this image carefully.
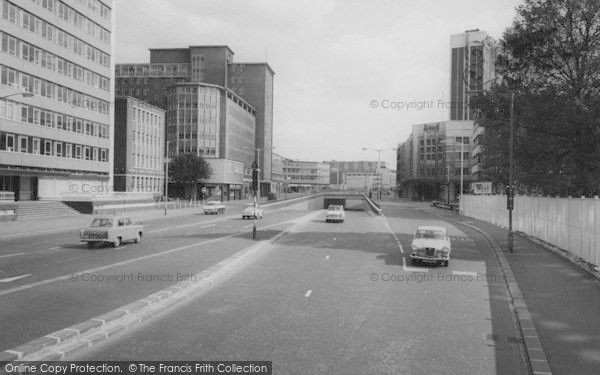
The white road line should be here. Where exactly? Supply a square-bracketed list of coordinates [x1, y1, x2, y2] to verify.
[0, 221, 289, 297]
[0, 274, 31, 283]
[200, 224, 216, 229]
[0, 253, 25, 259]
[402, 257, 429, 273]
[304, 289, 312, 298]
[147, 228, 171, 234]
[242, 224, 253, 228]
[48, 247, 62, 251]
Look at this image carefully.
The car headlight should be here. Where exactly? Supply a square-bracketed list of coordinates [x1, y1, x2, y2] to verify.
[411, 244, 418, 251]
[441, 247, 449, 256]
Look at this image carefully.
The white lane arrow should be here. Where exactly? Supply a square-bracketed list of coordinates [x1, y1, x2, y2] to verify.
[0, 274, 32, 283]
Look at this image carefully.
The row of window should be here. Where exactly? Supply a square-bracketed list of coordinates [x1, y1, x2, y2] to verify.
[126, 176, 163, 193]
[0, 131, 108, 161]
[1, 32, 109, 92]
[174, 140, 216, 156]
[32, 0, 110, 44]
[419, 137, 471, 146]
[132, 150, 162, 171]
[1, 65, 110, 115]
[0, 98, 109, 139]
[1, 0, 110, 68]
[116, 64, 191, 78]
[73, 0, 111, 21]
[418, 168, 470, 177]
[419, 152, 470, 161]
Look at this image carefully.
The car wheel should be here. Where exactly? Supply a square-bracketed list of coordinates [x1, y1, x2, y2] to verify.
[112, 237, 121, 248]
[444, 260, 449, 267]
[134, 232, 142, 243]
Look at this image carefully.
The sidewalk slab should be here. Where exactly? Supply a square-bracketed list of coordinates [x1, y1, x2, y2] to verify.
[436, 209, 600, 375]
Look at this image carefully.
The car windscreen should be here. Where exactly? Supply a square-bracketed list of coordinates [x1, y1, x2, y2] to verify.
[90, 218, 113, 227]
[416, 230, 445, 240]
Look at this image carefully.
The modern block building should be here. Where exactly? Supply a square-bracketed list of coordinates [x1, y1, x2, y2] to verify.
[228, 62, 274, 195]
[115, 46, 274, 198]
[113, 96, 164, 193]
[0, 0, 114, 200]
[450, 29, 501, 182]
[396, 121, 473, 201]
[282, 158, 330, 193]
[450, 29, 499, 121]
[165, 82, 255, 200]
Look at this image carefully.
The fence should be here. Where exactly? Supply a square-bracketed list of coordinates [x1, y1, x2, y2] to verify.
[460, 195, 600, 266]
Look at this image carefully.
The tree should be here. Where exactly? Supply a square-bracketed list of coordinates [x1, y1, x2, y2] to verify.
[475, 0, 600, 196]
[168, 153, 212, 199]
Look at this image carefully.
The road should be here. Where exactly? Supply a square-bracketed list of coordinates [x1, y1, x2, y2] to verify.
[63, 201, 526, 374]
[0, 203, 307, 353]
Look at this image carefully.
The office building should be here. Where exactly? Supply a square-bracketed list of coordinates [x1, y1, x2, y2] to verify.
[396, 121, 473, 201]
[450, 29, 499, 121]
[115, 46, 273, 199]
[0, 0, 114, 200]
[113, 97, 164, 193]
[228, 63, 274, 195]
[450, 29, 501, 181]
[282, 158, 329, 193]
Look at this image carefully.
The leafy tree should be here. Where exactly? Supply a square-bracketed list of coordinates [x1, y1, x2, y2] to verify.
[168, 153, 212, 199]
[474, 0, 600, 196]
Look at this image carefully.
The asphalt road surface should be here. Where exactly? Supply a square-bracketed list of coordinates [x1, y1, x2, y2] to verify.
[69, 201, 526, 375]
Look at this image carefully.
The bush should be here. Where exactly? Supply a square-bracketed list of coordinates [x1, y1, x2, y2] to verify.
[266, 192, 277, 201]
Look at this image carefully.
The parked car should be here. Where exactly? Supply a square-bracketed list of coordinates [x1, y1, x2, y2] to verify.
[325, 204, 345, 223]
[409, 225, 451, 266]
[242, 203, 263, 219]
[80, 216, 143, 248]
[204, 200, 226, 214]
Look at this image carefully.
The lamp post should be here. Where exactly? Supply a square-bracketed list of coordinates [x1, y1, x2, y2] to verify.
[362, 147, 397, 200]
[508, 92, 515, 253]
[164, 142, 169, 216]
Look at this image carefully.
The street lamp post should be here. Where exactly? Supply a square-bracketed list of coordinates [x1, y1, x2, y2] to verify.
[362, 147, 397, 200]
[164, 143, 169, 216]
[508, 92, 515, 253]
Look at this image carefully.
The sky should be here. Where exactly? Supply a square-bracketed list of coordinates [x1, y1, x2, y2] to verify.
[114, 0, 523, 168]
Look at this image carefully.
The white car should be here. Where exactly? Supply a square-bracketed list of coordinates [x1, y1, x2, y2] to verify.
[204, 201, 226, 214]
[242, 203, 263, 219]
[80, 216, 143, 248]
[409, 226, 451, 266]
[325, 204, 345, 223]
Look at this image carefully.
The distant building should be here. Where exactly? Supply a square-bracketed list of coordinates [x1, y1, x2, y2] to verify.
[283, 159, 330, 192]
[0, 0, 114, 200]
[113, 97, 165, 193]
[397, 121, 473, 201]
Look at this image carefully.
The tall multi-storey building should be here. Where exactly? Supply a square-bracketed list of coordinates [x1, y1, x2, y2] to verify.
[450, 29, 498, 121]
[113, 97, 164, 193]
[450, 29, 500, 182]
[115, 46, 274, 199]
[165, 82, 255, 199]
[228, 63, 274, 195]
[396, 121, 473, 201]
[0, 0, 114, 200]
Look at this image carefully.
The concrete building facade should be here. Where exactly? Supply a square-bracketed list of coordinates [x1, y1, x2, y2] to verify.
[397, 121, 474, 201]
[115, 46, 274, 198]
[0, 0, 114, 200]
[283, 158, 330, 192]
[113, 96, 164, 193]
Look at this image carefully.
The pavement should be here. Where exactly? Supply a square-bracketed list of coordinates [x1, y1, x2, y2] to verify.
[427, 204, 600, 375]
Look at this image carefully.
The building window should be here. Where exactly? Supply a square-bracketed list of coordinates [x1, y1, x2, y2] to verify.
[19, 136, 28, 153]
